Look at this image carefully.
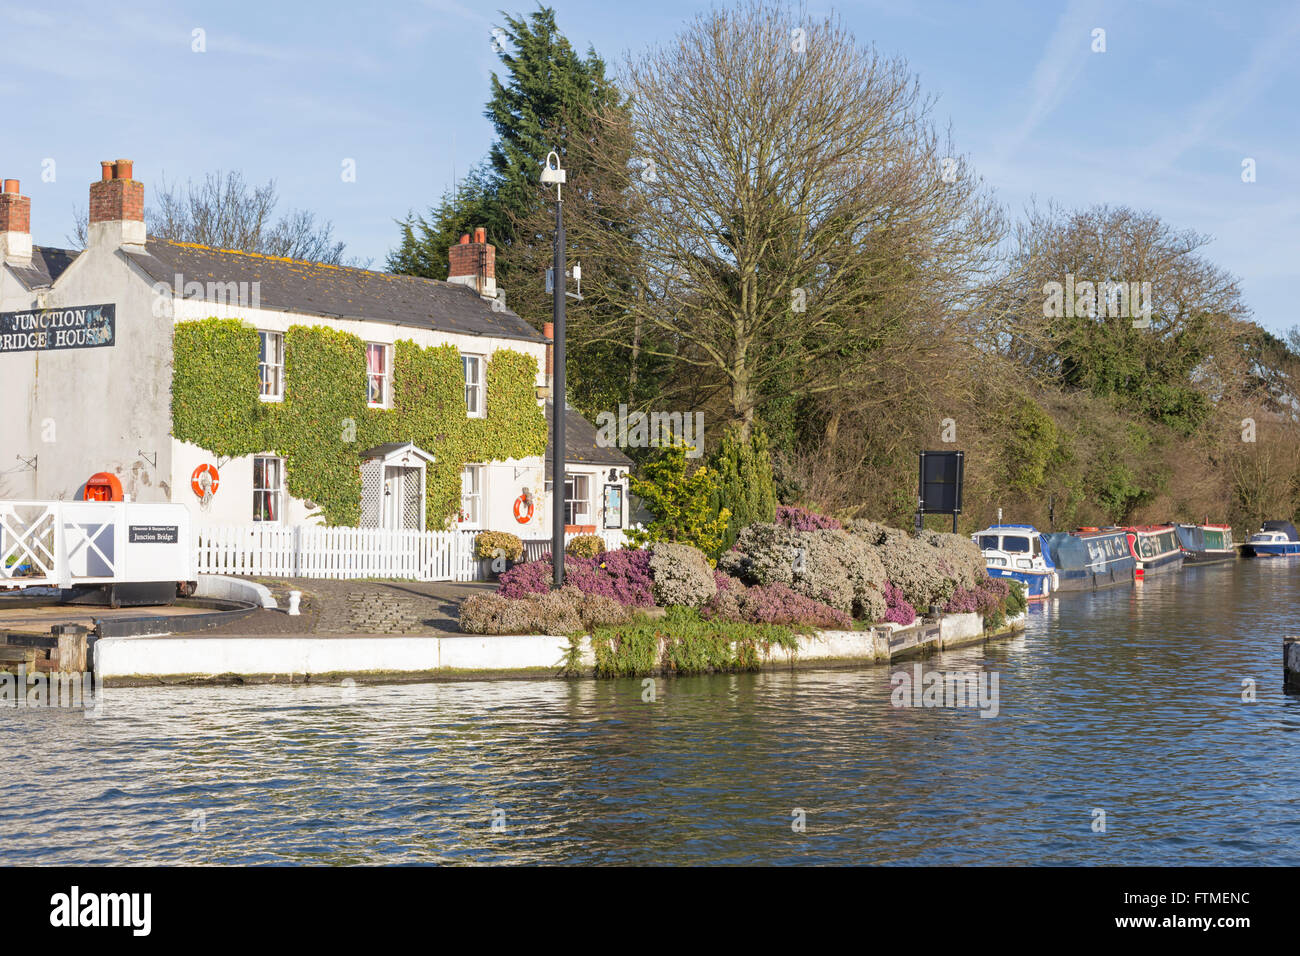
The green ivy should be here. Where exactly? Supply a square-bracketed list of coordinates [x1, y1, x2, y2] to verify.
[171, 318, 546, 528]
[171, 319, 270, 457]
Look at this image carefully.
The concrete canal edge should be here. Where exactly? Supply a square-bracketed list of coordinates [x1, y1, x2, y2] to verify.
[93, 611, 1027, 687]
[1286, 636, 1300, 693]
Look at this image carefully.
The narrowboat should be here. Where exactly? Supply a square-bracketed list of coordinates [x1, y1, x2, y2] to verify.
[972, 524, 1136, 599]
[1242, 521, 1300, 558]
[1123, 525, 1184, 578]
[1174, 523, 1237, 564]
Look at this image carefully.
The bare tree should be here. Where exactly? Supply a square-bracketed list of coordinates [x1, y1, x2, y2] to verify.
[69, 171, 368, 266]
[576, 0, 1004, 437]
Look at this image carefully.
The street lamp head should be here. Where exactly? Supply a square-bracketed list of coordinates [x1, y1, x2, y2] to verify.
[540, 150, 566, 185]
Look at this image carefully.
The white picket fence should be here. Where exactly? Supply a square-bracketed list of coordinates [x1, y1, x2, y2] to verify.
[194, 525, 631, 582]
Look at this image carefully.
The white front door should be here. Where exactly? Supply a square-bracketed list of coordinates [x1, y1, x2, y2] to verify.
[384, 466, 418, 530]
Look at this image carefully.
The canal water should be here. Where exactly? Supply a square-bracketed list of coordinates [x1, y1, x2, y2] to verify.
[3, 560, 1298, 865]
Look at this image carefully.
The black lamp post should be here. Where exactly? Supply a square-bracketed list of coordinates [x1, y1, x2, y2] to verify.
[542, 151, 567, 588]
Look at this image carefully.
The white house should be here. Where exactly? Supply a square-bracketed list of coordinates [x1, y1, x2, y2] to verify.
[0, 160, 630, 547]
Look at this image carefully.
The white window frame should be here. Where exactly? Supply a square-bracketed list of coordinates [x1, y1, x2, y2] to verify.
[565, 473, 591, 527]
[253, 455, 284, 523]
[366, 342, 392, 409]
[460, 463, 484, 528]
[258, 330, 284, 401]
[462, 354, 485, 418]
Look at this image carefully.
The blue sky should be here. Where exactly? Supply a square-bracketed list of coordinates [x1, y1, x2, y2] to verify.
[3, 0, 1297, 331]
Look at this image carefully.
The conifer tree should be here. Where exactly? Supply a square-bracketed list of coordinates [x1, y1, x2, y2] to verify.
[387, 7, 616, 286]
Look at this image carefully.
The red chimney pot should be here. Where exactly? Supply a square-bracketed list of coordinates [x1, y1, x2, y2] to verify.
[459, 234, 470, 245]
[100, 162, 113, 182]
[2, 180, 18, 195]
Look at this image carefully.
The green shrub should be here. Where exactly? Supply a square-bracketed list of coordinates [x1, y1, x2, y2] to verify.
[589, 606, 797, 677]
[565, 534, 606, 559]
[475, 531, 524, 561]
[627, 442, 730, 557]
[648, 542, 718, 607]
[708, 425, 777, 552]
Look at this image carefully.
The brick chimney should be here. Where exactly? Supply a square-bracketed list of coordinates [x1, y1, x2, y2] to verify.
[0, 178, 32, 264]
[88, 159, 145, 249]
[447, 227, 496, 300]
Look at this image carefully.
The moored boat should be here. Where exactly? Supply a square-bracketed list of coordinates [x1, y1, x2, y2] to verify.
[1123, 524, 1184, 578]
[1174, 523, 1237, 564]
[1242, 521, 1300, 558]
[973, 524, 1136, 599]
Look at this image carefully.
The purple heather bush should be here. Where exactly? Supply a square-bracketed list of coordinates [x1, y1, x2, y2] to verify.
[497, 548, 654, 607]
[774, 505, 842, 531]
[882, 580, 916, 626]
[702, 581, 851, 629]
[943, 577, 1011, 616]
[714, 570, 740, 592]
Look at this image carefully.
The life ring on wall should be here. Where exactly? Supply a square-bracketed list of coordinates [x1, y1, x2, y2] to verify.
[191, 463, 220, 498]
[513, 494, 534, 524]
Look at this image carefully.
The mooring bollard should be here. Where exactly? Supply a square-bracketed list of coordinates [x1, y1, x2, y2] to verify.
[1285, 636, 1299, 693]
[52, 624, 89, 674]
[288, 591, 302, 616]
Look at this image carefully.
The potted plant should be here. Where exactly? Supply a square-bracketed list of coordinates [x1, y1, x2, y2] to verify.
[475, 531, 525, 578]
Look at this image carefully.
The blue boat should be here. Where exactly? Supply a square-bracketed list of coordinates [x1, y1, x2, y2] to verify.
[1243, 521, 1300, 558]
[972, 524, 1136, 599]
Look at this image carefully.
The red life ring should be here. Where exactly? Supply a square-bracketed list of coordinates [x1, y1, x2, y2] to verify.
[513, 494, 534, 523]
[191, 464, 220, 498]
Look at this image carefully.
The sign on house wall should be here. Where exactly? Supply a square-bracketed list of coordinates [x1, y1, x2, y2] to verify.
[0, 304, 116, 354]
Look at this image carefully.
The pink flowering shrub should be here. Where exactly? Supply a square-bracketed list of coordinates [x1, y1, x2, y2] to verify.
[775, 505, 842, 531]
[882, 580, 916, 626]
[702, 581, 851, 629]
[498, 558, 552, 598]
[498, 548, 654, 607]
[943, 577, 1010, 615]
[714, 570, 739, 592]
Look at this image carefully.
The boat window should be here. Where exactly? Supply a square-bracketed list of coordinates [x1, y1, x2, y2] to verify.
[1003, 536, 1030, 553]
[977, 535, 1000, 550]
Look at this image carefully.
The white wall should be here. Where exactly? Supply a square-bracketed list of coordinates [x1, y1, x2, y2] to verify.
[0, 247, 174, 504]
[2, 242, 618, 536]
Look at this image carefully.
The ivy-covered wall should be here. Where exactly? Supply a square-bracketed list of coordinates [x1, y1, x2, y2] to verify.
[171, 318, 548, 528]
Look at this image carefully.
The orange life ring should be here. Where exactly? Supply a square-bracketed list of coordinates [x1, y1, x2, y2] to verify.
[513, 494, 534, 523]
[191, 463, 220, 498]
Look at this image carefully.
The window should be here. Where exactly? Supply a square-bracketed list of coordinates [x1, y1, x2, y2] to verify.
[564, 474, 590, 526]
[460, 464, 483, 526]
[366, 343, 391, 408]
[1002, 536, 1030, 553]
[462, 354, 484, 417]
[258, 331, 284, 400]
[253, 456, 283, 522]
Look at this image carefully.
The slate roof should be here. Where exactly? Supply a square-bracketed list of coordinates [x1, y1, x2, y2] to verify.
[545, 402, 633, 468]
[123, 239, 547, 343]
[8, 245, 81, 290]
[358, 442, 435, 463]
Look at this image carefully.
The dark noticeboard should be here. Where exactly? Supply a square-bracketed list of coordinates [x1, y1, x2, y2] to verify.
[129, 525, 179, 544]
[918, 450, 964, 516]
[0, 304, 116, 354]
